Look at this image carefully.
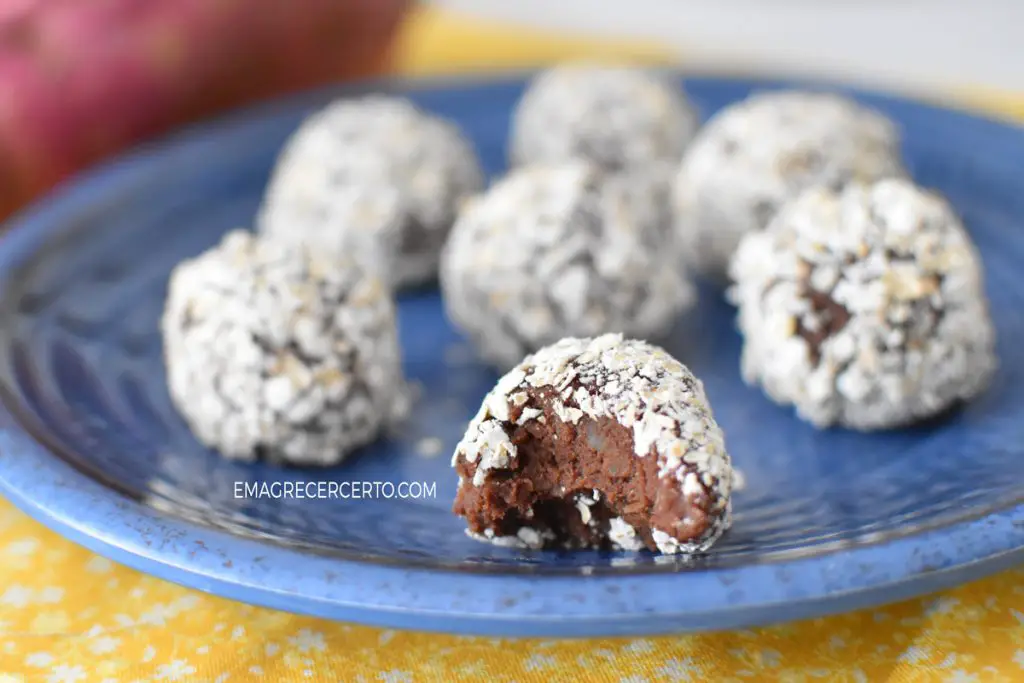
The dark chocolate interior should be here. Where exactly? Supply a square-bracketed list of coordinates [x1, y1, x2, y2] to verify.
[453, 386, 713, 551]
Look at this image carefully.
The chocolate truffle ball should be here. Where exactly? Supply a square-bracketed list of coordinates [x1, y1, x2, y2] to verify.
[452, 334, 734, 554]
[673, 90, 905, 280]
[728, 178, 996, 430]
[440, 161, 694, 370]
[161, 230, 406, 465]
[258, 95, 484, 289]
[509, 63, 699, 171]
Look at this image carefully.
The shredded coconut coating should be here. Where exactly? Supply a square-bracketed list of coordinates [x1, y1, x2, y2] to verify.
[161, 230, 405, 465]
[258, 95, 484, 289]
[440, 161, 694, 370]
[452, 334, 734, 554]
[728, 178, 996, 430]
[673, 90, 905, 280]
[509, 63, 699, 171]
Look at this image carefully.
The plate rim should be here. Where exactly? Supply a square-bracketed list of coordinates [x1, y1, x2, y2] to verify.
[0, 72, 1021, 637]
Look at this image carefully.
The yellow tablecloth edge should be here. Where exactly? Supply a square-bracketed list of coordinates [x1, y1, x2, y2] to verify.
[394, 5, 1024, 124]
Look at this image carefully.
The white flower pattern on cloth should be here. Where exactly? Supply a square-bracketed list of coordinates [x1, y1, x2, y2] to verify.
[0, 492, 1019, 682]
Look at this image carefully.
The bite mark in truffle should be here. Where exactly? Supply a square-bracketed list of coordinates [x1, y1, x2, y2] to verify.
[451, 334, 734, 554]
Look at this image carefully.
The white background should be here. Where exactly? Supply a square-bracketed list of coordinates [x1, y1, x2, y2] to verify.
[432, 0, 1024, 95]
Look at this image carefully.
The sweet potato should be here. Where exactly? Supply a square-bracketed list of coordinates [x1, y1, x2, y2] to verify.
[0, 0, 409, 219]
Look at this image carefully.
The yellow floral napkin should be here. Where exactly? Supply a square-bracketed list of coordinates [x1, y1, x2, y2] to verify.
[0, 6, 1021, 682]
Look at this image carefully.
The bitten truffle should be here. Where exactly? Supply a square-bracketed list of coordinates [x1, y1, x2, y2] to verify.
[509, 63, 699, 171]
[258, 95, 484, 289]
[452, 334, 734, 554]
[440, 161, 694, 370]
[161, 230, 405, 465]
[728, 178, 996, 430]
[673, 90, 905, 280]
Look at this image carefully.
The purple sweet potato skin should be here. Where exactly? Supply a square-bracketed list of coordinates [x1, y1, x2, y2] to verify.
[0, 0, 409, 219]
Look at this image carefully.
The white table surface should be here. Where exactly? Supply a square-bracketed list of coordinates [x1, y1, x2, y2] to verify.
[433, 0, 1024, 95]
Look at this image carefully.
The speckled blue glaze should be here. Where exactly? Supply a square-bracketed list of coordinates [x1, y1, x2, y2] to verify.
[0, 75, 1021, 638]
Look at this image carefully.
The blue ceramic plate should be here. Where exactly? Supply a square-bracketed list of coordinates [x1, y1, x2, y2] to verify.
[0, 75, 1021, 638]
